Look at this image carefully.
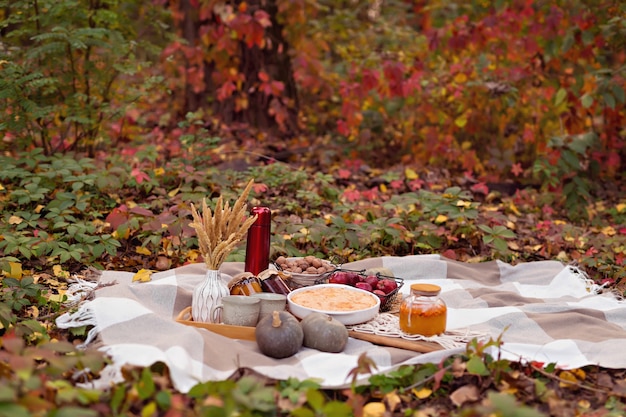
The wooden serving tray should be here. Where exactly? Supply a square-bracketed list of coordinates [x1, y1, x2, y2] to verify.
[347, 331, 443, 353]
[175, 307, 256, 341]
[176, 306, 443, 353]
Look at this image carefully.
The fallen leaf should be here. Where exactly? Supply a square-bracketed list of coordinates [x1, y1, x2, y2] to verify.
[383, 391, 401, 411]
[132, 269, 153, 283]
[53, 265, 70, 279]
[449, 385, 480, 407]
[3, 262, 23, 279]
[9, 215, 22, 225]
[405, 167, 418, 180]
[362, 402, 385, 417]
[412, 387, 432, 399]
[135, 246, 152, 256]
[451, 357, 466, 377]
[435, 214, 448, 224]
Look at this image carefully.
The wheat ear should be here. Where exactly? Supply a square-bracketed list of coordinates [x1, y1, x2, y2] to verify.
[189, 179, 258, 269]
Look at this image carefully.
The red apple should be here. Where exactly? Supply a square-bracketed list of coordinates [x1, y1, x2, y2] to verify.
[377, 278, 398, 294]
[364, 275, 379, 288]
[328, 271, 350, 285]
[355, 282, 373, 292]
[373, 289, 387, 304]
[328, 271, 360, 286]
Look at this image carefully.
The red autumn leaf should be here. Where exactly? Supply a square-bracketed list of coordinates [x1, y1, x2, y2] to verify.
[523, 125, 535, 143]
[408, 178, 424, 191]
[254, 10, 272, 28]
[342, 189, 361, 202]
[361, 187, 379, 202]
[511, 163, 524, 177]
[258, 70, 269, 83]
[470, 182, 489, 195]
[105, 205, 130, 230]
[217, 81, 237, 101]
[337, 119, 350, 136]
[245, 21, 265, 48]
[129, 206, 154, 216]
[441, 249, 457, 260]
[390, 179, 404, 189]
[383, 60, 405, 97]
[337, 169, 351, 180]
[252, 183, 268, 194]
[131, 168, 151, 184]
[361, 68, 379, 92]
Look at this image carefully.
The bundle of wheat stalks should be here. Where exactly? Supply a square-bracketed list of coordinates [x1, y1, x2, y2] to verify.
[189, 179, 257, 270]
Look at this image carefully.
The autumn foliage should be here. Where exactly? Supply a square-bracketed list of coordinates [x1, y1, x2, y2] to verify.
[1, 0, 623, 184]
[147, 0, 625, 180]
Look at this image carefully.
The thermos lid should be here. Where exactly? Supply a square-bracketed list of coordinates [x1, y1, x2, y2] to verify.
[250, 206, 271, 227]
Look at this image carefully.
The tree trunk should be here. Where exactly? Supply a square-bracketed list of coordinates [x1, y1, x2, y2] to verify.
[177, 0, 299, 134]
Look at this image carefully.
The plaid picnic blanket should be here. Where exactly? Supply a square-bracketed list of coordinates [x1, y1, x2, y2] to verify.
[56, 255, 626, 393]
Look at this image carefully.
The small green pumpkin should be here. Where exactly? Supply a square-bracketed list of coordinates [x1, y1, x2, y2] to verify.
[301, 312, 348, 353]
[255, 310, 303, 359]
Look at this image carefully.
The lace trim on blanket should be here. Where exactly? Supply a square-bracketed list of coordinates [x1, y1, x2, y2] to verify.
[348, 313, 488, 350]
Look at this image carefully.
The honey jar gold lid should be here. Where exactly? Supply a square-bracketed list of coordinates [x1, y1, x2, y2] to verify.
[410, 283, 441, 296]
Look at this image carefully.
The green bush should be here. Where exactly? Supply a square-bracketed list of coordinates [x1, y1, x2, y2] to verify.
[0, 0, 168, 155]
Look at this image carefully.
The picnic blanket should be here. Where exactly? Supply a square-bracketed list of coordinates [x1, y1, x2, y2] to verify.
[56, 255, 626, 393]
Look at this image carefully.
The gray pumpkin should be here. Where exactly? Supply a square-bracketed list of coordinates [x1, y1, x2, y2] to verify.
[255, 310, 303, 359]
[301, 312, 348, 353]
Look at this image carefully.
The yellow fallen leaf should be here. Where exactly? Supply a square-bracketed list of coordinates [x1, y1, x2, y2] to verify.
[435, 214, 448, 224]
[3, 262, 23, 279]
[454, 73, 468, 84]
[455, 114, 468, 128]
[412, 387, 432, 399]
[383, 391, 401, 411]
[405, 167, 418, 180]
[153, 167, 165, 176]
[135, 246, 152, 256]
[47, 292, 67, 303]
[509, 202, 521, 216]
[132, 269, 153, 283]
[617, 203, 626, 213]
[53, 265, 70, 279]
[379, 183, 387, 193]
[558, 369, 585, 389]
[601, 226, 616, 236]
[363, 402, 386, 417]
[456, 200, 472, 208]
[9, 215, 22, 225]
[168, 187, 180, 198]
[27, 305, 39, 318]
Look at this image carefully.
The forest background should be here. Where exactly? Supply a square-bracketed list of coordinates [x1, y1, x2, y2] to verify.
[0, 0, 625, 416]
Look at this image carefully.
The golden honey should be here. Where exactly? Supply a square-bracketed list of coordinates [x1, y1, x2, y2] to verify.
[399, 283, 447, 336]
[230, 276, 263, 296]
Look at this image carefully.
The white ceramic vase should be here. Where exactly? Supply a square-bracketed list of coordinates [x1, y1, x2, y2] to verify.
[192, 269, 230, 323]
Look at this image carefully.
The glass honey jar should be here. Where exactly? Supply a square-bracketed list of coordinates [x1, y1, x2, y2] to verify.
[399, 283, 447, 336]
[228, 272, 263, 296]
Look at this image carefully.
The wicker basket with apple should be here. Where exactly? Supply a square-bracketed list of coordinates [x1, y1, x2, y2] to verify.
[325, 268, 404, 312]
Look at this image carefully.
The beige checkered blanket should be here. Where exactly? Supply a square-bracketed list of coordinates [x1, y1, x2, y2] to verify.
[56, 255, 626, 393]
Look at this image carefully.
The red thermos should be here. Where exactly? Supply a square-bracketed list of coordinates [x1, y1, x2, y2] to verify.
[244, 207, 271, 276]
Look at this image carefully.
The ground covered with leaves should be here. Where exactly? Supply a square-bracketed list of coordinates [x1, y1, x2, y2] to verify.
[1, 137, 625, 416]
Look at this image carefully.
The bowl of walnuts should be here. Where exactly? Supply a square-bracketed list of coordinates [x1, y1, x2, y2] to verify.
[273, 255, 337, 289]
